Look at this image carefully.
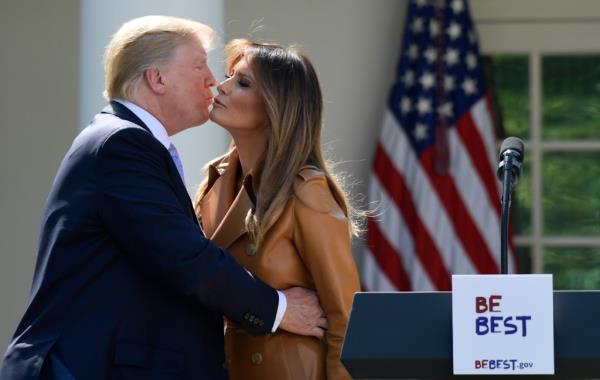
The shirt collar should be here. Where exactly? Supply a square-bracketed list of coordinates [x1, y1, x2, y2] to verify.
[114, 99, 171, 150]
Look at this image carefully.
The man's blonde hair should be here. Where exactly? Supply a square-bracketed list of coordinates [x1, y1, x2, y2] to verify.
[103, 15, 216, 100]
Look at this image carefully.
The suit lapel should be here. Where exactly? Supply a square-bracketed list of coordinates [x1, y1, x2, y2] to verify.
[102, 101, 200, 227]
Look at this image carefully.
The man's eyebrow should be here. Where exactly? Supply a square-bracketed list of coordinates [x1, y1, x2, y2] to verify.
[196, 53, 208, 63]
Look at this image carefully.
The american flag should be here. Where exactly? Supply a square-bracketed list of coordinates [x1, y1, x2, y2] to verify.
[362, 0, 516, 291]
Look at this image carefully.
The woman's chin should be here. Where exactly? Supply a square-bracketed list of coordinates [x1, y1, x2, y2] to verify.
[208, 112, 229, 130]
[208, 110, 220, 123]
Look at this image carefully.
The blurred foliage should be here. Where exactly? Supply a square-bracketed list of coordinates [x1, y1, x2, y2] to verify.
[488, 55, 530, 139]
[515, 245, 532, 274]
[545, 247, 600, 290]
[513, 156, 532, 236]
[543, 55, 600, 140]
[543, 152, 600, 236]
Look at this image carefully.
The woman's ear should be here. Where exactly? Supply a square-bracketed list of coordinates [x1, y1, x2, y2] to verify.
[144, 68, 167, 94]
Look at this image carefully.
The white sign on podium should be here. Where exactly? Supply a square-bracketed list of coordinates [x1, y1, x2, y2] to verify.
[452, 274, 554, 375]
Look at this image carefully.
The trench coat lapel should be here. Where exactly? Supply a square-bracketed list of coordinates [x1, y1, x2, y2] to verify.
[200, 161, 236, 238]
[199, 149, 255, 248]
[210, 183, 253, 248]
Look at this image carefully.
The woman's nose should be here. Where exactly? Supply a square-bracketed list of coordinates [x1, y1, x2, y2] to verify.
[217, 79, 229, 95]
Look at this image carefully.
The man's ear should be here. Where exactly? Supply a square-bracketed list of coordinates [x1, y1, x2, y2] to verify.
[144, 68, 167, 94]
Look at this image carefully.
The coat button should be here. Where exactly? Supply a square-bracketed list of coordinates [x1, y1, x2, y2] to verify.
[251, 352, 263, 365]
[245, 243, 257, 256]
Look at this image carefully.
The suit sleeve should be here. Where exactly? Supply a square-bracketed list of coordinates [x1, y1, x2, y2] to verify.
[293, 176, 360, 380]
[96, 127, 278, 334]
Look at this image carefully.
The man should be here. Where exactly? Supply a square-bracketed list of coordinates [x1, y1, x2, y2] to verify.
[1, 16, 326, 379]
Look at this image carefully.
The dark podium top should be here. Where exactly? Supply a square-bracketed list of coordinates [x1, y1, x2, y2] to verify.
[341, 291, 600, 379]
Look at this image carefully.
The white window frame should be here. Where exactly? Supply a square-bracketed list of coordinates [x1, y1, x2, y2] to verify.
[472, 0, 600, 273]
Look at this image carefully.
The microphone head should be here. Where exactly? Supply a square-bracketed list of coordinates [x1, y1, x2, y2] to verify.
[497, 136, 525, 183]
[498, 136, 524, 162]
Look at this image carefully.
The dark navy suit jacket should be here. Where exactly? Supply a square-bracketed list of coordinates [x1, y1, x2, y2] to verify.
[0, 101, 278, 379]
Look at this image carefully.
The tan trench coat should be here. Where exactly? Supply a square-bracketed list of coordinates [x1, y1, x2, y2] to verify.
[195, 149, 360, 380]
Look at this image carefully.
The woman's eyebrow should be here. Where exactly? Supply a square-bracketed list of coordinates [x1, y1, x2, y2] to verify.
[236, 70, 254, 81]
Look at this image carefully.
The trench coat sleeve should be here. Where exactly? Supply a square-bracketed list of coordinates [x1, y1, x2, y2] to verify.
[293, 174, 360, 380]
[96, 128, 278, 334]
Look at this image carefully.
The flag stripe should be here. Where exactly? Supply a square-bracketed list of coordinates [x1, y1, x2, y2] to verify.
[362, 249, 398, 291]
[456, 101, 502, 216]
[419, 146, 499, 273]
[477, 95, 502, 188]
[374, 143, 452, 290]
[379, 111, 477, 277]
[447, 125, 502, 269]
[369, 176, 435, 290]
[366, 218, 411, 290]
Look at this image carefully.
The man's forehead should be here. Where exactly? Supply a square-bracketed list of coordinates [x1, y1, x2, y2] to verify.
[191, 40, 208, 60]
[179, 39, 208, 61]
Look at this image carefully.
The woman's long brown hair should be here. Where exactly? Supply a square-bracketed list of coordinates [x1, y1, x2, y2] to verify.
[196, 39, 359, 248]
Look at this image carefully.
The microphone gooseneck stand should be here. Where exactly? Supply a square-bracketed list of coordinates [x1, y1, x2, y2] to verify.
[499, 155, 514, 275]
[497, 136, 524, 275]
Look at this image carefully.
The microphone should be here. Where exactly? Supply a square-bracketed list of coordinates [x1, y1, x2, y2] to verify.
[496, 136, 524, 275]
[497, 137, 524, 184]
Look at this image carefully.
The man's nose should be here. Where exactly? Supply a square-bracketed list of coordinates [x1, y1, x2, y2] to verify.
[206, 68, 217, 87]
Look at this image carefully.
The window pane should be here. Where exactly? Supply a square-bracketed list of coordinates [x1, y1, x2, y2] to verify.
[487, 55, 530, 138]
[512, 155, 532, 236]
[542, 55, 600, 140]
[543, 152, 600, 236]
[544, 247, 600, 290]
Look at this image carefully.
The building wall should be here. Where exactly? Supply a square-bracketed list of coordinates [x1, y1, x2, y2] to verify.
[0, 0, 80, 346]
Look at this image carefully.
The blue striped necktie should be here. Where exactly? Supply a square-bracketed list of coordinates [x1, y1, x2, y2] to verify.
[168, 143, 185, 184]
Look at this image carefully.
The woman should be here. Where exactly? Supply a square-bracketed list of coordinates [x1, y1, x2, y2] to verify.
[194, 39, 360, 380]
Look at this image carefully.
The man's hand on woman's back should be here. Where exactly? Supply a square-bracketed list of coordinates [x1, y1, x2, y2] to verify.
[279, 287, 329, 339]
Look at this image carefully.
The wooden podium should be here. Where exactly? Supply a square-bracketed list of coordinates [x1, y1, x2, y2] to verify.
[340, 291, 600, 379]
